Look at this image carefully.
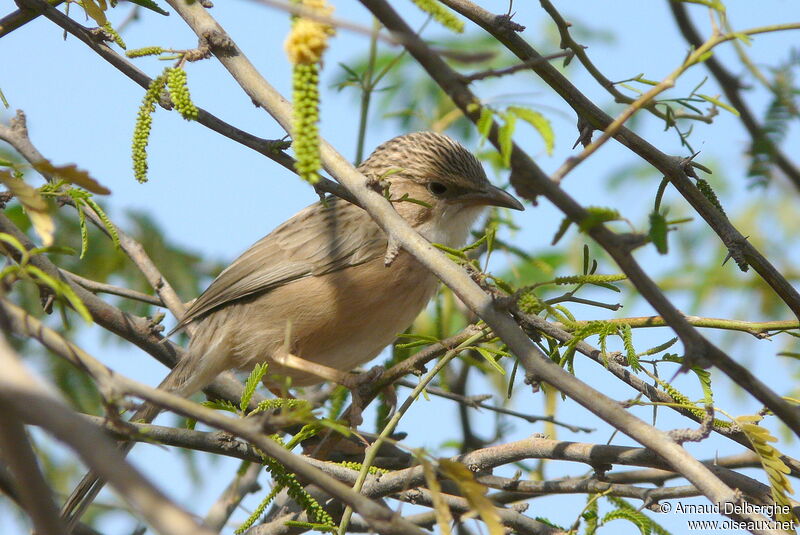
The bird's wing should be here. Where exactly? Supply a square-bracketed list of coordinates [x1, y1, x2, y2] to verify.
[172, 197, 386, 332]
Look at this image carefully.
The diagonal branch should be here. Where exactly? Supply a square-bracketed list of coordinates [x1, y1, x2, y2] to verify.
[400, 0, 800, 439]
[162, 0, 783, 530]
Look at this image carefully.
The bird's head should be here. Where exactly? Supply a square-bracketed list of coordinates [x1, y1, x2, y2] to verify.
[358, 131, 523, 247]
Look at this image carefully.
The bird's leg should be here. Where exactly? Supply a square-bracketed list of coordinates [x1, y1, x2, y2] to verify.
[271, 350, 382, 426]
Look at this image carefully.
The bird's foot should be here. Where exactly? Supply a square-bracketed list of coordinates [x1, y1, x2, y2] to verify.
[341, 366, 384, 428]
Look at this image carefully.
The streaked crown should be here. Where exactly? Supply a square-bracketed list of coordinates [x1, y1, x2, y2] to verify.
[358, 131, 489, 189]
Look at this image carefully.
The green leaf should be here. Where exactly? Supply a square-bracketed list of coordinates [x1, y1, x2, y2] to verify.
[202, 399, 239, 413]
[476, 106, 493, 147]
[696, 93, 739, 116]
[639, 337, 678, 357]
[507, 106, 554, 155]
[240, 362, 269, 413]
[649, 211, 668, 254]
[474, 347, 507, 375]
[552, 217, 572, 245]
[127, 0, 169, 16]
[602, 508, 652, 535]
[498, 113, 516, 168]
[579, 206, 621, 232]
[26, 265, 92, 324]
[620, 324, 641, 371]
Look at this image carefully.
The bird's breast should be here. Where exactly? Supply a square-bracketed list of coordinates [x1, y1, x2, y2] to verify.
[220, 251, 440, 385]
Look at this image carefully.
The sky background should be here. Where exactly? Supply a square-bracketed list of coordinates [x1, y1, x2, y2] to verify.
[2, 1, 800, 534]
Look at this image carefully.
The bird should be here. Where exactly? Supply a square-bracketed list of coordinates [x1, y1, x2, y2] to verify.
[158, 130, 523, 397]
[61, 131, 523, 524]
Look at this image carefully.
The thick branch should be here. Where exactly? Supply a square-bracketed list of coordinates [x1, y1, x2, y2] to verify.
[158, 0, 782, 528]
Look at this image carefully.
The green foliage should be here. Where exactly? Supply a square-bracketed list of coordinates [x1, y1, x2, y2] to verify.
[507, 106, 555, 155]
[648, 211, 669, 254]
[250, 398, 311, 416]
[562, 321, 617, 369]
[327, 385, 349, 420]
[582, 494, 599, 535]
[747, 50, 799, 186]
[240, 362, 269, 412]
[126, 47, 165, 58]
[476, 105, 555, 166]
[259, 449, 335, 532]
[234, 483, 283, 534]
[579, 207, 623, 232]
[694, 178, 726, 216]
[337, 460, 389, 475]
[127, 0, 169, 16]
[498, 111, 516, 167]
[101, 22, 126, 50]
[602, 508, 653, 535]
[0, 236, 92, 324]
[202, 399, 239, 413]
[553, 274, 626, 286]
[470, 345, 510, 375]
[619, 323, 641, 371]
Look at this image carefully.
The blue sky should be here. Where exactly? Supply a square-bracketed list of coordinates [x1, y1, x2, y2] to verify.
[2, 1, 800, 534]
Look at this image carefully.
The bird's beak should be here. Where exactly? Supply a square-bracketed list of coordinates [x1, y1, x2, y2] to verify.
[461, 185, 525, 211]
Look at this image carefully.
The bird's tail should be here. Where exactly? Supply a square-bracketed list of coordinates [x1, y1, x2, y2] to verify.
[61, 348, 223, 530]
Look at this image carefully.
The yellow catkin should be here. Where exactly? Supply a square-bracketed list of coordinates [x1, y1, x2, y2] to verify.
[285, 0, 334, 184]
[284, 0, 335, 65]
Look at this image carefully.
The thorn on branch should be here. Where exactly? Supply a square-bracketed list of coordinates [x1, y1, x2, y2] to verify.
[41, 292, 55, 315]
[721, 236, 750, 273]
[10, 110, 28, 137]
[573, 116, 594, 149]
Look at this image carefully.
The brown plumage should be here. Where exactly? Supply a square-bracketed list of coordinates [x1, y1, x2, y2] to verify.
[164, 131, 523, 393]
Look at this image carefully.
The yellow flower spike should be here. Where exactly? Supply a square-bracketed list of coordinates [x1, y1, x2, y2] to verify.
[285, 0, 335, 184]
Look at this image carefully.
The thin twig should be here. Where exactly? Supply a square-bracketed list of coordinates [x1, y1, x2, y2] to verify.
[461, 50, 575, 82]
[63, 270, 165, 307]
[393, 378, 594, 432]
[203, 462, 262, 531]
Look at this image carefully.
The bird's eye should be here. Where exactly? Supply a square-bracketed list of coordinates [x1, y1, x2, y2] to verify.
[427, 182, 448, 196]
